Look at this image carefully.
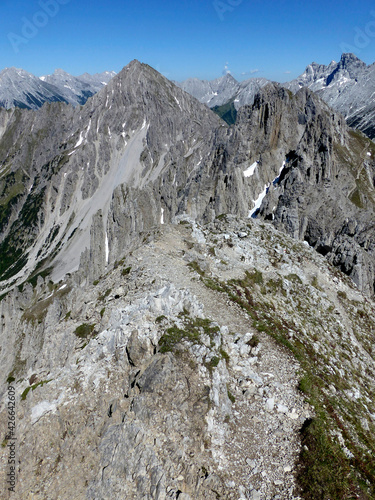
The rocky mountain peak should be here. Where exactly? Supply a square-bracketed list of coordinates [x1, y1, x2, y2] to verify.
[283, 53, 375, 140]
[51, 68, 70, 76]
[305, 61, 328, 76]
[0, 58, 225, 288]
[220, 72, 238, 84]
[325, 52, 366, 86]
[0, 67, 35, 83]
[338, 52, 366, 73]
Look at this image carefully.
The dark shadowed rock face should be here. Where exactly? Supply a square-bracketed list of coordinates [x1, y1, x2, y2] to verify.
[251, 86, 375, 296]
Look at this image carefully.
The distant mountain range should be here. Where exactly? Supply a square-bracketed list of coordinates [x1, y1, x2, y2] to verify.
[175, 73, 270, 109]
[0, 67, 116, 110]
[2, 53, 375, 140]
[177, 53, 375, 139]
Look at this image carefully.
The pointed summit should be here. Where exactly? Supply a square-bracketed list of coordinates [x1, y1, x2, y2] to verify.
[53, 68, 71, 76]
[340, 52, 365, 65]
[221, 72, 237, 83]
[338, 53, 366, 76]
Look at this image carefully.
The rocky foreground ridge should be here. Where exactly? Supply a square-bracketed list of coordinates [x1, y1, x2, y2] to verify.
[0, 217, 374, 499]
[0, 60, 374, 499]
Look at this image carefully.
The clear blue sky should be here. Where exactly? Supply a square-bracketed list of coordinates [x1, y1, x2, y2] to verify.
[1, 0, 375, 82]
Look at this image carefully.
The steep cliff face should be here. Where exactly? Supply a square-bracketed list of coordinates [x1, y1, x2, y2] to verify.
[253, 88, 375, 296]
[200, 79, 375, 297]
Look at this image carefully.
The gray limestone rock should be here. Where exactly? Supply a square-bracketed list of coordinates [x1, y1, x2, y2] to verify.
[284, 53, 375, 140]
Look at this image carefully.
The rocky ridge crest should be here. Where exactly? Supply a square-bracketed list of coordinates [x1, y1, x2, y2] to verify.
[0, 217, 374, 498]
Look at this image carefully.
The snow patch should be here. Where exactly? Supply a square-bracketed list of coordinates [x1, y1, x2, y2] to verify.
[74, 131, 84, 148]
[249, 184, 269, 218]
[248, 161, 286, 218]
[105, 232, 109, 264]
[161, 207, 164, 225]
[174, 96, 182, 111]
[272, 161, 286, 185]
[243, 161, 258, 178]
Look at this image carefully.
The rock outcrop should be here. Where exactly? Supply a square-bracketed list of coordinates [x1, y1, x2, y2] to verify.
[253, 86, 375, 296]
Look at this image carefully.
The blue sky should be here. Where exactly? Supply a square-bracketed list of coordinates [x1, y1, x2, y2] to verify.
[1, 0, 375, 82]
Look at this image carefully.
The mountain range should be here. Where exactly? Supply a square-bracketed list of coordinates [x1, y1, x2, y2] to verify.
[285, 52, 375, 139]
[0, 59, 374, 499]
[177, 53, 375, 140]
[2, 53, 375, 140]
[0, 67, 116, 109]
